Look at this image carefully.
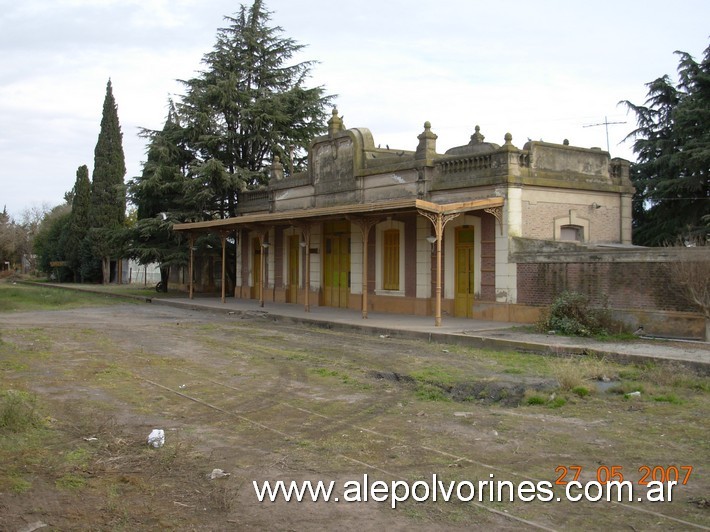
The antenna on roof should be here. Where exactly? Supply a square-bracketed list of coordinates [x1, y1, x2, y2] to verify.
[582, 116, 626, 153]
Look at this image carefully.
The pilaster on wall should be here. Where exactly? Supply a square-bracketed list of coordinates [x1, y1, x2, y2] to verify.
[267, 228, 275, 289]
[351, 226, 363, 295]
[310, 224, 322, 291]
[620, 193, 633, 244]
[496, 187, 521, 303]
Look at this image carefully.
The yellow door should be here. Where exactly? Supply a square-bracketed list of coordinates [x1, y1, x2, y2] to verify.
[288, 234, 299, 303]
[454, 227, 475, 318]
[323, 221, 350, 308]
[250, 237, 261, 300]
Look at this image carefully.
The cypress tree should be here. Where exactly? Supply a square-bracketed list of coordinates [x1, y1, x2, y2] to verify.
[88, 79, 127, 282]
[66, 165, 91, 281]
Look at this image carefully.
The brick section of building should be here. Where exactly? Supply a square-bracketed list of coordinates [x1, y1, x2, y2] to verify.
[517, 261, 697, 313]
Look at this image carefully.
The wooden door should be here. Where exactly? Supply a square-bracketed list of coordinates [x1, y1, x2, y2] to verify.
[454, 227, 475, 318]
[323, 222, 350, 308]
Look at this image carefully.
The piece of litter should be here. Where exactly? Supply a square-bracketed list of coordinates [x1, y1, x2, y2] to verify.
[379, 334, 390, 339]
[179, 384, 187, 389]
[626, 391, 641, 397]
[18, 522, 47, 532]
[442, 349, 449, 353]
[147, 428, 165, 448]
[209, 468, 231, 480]
[83, 437, 98, 442]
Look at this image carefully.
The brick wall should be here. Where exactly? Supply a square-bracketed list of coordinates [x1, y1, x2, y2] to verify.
[514, 246, 709, 313]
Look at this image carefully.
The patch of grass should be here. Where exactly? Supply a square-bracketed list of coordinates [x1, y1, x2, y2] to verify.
[572, 386, 591, 398]
[525, 394, 547, 406]
[551, 357, 611, 391]
[0, 283, 121, 312]
[56, 473, 87, 490]
[310, 367, 370, 389]
[548, 396, 567, 408]
[415, 384, 450, 402]
[410, 365, 459, 386]
[652, 393, 684, 405]
[65, 447, 92, 468]
[8, 475, 32, 493]
[0, 390, 45, 432]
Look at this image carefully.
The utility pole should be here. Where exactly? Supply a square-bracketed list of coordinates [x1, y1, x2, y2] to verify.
[583, 116, 626, 153]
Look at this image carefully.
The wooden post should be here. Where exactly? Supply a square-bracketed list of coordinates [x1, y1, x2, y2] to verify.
[418, 210, 460, 326]
[234, 229, 239, 298]
[259, 231, 268, 308]
[220, 232, 227, 304]
[188, 234, 194, 300]
[434, 214, 443, 327]
[347, 216, 380, 319]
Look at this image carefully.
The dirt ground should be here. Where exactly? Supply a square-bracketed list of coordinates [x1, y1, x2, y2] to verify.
[0, 301, 708, 531]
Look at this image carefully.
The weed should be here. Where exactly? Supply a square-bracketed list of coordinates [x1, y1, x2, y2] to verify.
[551, 357, 610, 391]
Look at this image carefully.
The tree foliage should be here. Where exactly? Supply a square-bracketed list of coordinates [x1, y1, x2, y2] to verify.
[176, 0, 333, 218]
[128, 0, 333, 289]
[621, 44, 710, 245]
[128, 103, 190, 290]
[64, 165, 91, 281]
[34, 204, 72, 280]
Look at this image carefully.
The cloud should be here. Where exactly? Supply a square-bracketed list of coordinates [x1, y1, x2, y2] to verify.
[0, 0, 708, 217]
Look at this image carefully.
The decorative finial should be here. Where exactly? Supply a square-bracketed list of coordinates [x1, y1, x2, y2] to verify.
[563, 139, 570, 146]
[504, 132, 513, 145]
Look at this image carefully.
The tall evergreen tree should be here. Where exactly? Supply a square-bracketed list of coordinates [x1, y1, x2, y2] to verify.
[178, 0, 333, 219]
[621, 44, 710, 245]
[65, 165, 91, 281]
[88, 79, 127, 282]
[128, 102, 190, 291]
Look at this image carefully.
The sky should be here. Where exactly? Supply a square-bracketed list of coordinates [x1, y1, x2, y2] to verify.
[1, 0, 708, 220]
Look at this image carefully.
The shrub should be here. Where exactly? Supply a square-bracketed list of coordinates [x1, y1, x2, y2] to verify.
[538, 291, 614, 337]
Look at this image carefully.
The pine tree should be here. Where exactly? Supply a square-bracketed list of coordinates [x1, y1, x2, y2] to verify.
[178, 0, 332, 218]
[128, 102, 190, 291]
[88, 79, 127, 282]
[621, 44, 710, 245]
